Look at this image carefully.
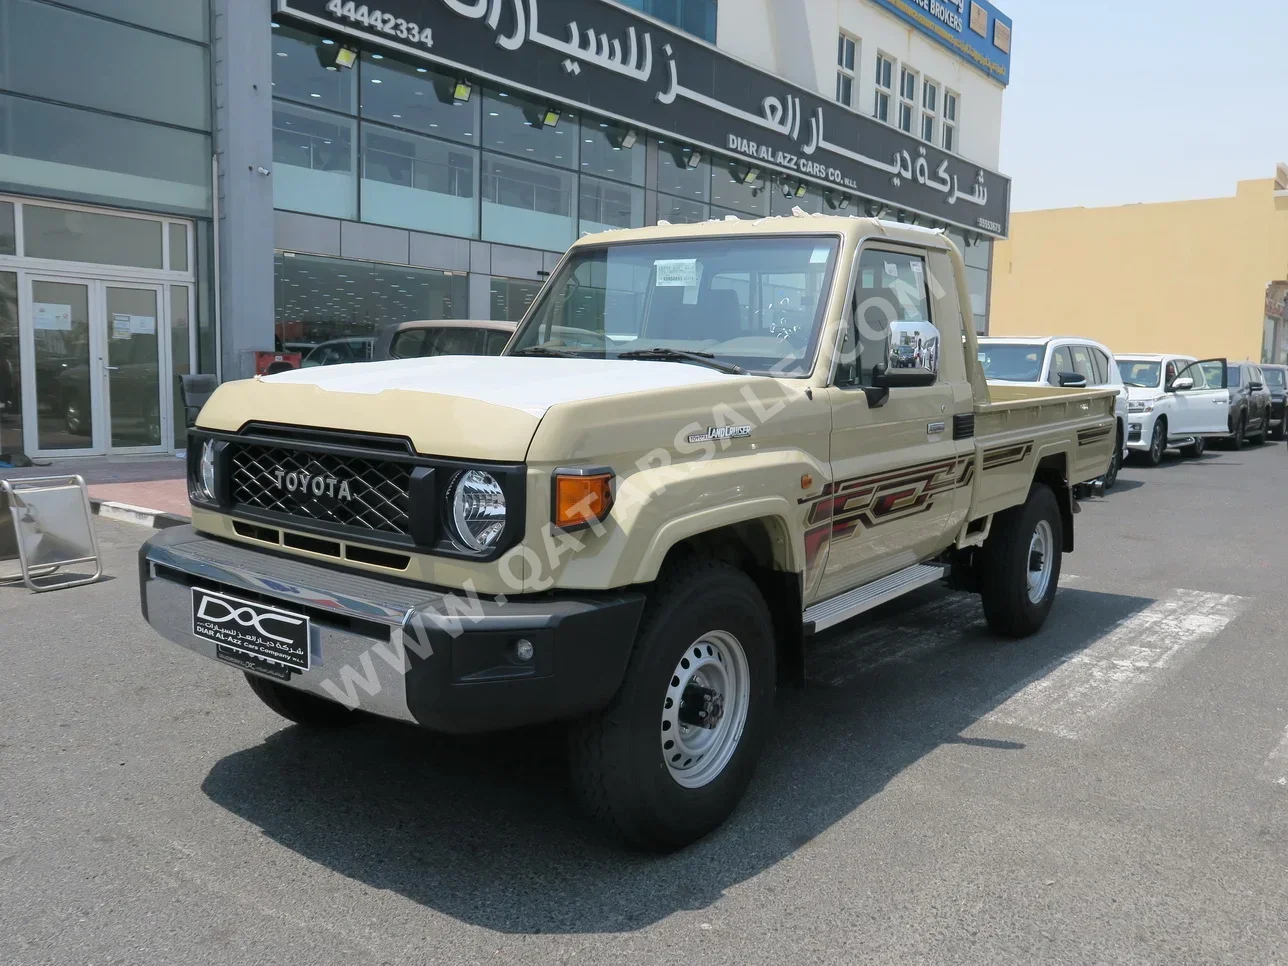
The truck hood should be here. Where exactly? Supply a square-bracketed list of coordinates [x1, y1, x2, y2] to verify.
[196, 356, 744, 461]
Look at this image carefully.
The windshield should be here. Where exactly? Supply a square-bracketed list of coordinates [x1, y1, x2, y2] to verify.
[507, 235, 841, 376]
[1264, 368, 1285, 388]
[1118, 360, 1162, 388]
[977, 343, 1045, 382]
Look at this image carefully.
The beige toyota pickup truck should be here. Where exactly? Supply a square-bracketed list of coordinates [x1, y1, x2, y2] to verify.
[140, 215, 1115, 850]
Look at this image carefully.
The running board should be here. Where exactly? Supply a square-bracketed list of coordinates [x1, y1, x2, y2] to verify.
[804, 564, 949, 634]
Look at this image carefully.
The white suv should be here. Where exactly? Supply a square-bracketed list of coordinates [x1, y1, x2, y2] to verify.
[1115, 354, 1230, 465]
[978, 336, 1129, 489]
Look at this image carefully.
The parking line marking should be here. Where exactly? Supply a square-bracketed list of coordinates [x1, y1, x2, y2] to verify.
[983, 590, 1245, 740]
[1257, 727, 1288, 787]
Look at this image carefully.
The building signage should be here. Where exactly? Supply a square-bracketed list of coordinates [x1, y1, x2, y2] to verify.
[276, 0, 1012, 237]
[867, 0, 1012, 86]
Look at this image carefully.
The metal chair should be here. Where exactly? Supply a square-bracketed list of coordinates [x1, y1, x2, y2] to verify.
[0, 475, 103, 592]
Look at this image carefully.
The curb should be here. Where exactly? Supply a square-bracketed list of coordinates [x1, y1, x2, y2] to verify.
[91, 499, 190, 531]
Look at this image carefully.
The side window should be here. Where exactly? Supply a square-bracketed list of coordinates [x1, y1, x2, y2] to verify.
[1089, 348, 1110, 384]
[485, 330, 512, 355]
[1069, 344, 1096, 382]
[1164, 359, 1179, 385]
[1227, 365, 1242, 388]
[1048, 346, 1074, 386]
[837, 247, 932, 388]
[1174, 360, 1207, 390]
[389, 329, 427, 359]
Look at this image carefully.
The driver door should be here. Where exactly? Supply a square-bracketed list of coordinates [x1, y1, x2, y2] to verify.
[1170, 359, 1229, 435]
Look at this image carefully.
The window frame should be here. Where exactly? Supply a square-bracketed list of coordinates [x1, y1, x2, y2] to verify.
[898, 66, 918, 134]
[874, 53, 895, 123]
[942, 89, 960, 153]
[836, 32, 859, 109]
[921, 78, 939, 144]
[835, 243, 936, 390]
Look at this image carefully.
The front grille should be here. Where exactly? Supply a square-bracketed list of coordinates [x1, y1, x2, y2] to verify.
[229, 443, 413, 536]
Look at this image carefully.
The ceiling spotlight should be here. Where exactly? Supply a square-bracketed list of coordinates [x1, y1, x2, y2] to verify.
[317, 41, 358, 70]
[541, 107, 561, 127]
[736, 165, 760, 185]
[794, 181, 809, 198]
[781, 180, 795, 198]
[615, 128, 638, 149]
[826, 191, 850, 211]
[685, 150, 703, 169]
[452, 79, 473, 102]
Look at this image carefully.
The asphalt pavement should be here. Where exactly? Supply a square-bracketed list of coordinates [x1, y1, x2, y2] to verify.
[4, 442, 1288, 965]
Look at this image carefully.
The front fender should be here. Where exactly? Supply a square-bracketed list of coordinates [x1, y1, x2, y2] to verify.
[630, 497, 800, 584]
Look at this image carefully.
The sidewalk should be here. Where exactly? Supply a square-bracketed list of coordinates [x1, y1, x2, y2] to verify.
[1, 455, 191, 524]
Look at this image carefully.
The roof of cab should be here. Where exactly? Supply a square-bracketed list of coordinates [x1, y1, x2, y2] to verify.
[567, 213, 959, 251]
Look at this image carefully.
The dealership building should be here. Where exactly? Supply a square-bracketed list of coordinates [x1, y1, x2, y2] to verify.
[0, 0, 1013, 460]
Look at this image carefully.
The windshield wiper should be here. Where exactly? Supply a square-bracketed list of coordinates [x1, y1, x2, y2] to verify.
[511, 345, 582, 358]
[617, 347, 746, 375]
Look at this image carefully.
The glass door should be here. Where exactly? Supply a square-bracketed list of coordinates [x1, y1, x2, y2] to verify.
[103, 283, 167, 452]
[22, 276, 100, 455]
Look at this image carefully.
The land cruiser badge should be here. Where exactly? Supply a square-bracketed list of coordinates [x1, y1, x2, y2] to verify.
[687, 425, 753, 445]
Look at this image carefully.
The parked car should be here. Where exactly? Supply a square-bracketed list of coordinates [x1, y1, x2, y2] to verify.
[1115, 354, 1229, 465]
[1259, 363, 1287, 440]
[300, 338, 374, 368]
[1213, 361, 1273, 448]
[373, 319, 515, 362]
[977, 336, 1129, 489]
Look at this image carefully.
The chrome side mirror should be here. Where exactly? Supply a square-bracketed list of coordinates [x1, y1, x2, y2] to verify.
[1168, 376, 1194, 392]
[886, 321, 940, 378]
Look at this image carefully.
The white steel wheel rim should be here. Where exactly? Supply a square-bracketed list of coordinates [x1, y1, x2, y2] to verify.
[1027, 519, 1055, 604]
[660, 630, 751, 789]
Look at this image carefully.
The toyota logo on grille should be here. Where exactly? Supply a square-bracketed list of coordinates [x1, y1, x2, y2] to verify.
[271, 467, 354, 502]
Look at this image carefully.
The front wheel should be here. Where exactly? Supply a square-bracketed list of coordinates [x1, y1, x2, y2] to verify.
[1251, 416, 1267, 445]
[568, 559, 775, 851]
[1143, 417, 1167, 466]
[978, 485, 1064, 638]
[1232, 413, 1247, 450]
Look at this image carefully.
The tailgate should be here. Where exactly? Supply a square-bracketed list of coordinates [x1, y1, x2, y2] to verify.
[969, 386, 1117, 521]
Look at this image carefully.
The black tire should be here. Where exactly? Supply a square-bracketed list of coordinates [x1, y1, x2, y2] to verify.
[1181, 435, 1206, 458]
[978, 484, 1064, 639]
[1273, 421, 1286, 442]
[1102, 427, 1122, 490]
[1231, 413, 1247, 451]
[244, 672, 356, 727]
[1143, 417, 1167, 466]
[568, 559, 776, 851]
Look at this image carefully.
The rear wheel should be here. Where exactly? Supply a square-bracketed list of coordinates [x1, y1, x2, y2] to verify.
[1102, 427, 1123, 490]
[1181, 435, 1206, 458]
[1251, 415, 1267, 445]
[978, 485, 1064, 638]
[568, 559, 775, 851]
[1273, 420, 1286, 442]
[244, 673, 356, 727]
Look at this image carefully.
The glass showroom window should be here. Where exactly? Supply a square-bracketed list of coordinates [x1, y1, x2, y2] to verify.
[274, 252, 467, 352]
[658, 194, 709, 225]
[873, 53, 894, 123]
[490, 277, 543, 322]
[361, 124, 479, 236]
[710, 159, 768, 217]
[0, 202, 16, 255]
[580, 118, 645, 186]
[481, 89, 577, 169]
[770, 178, 823, 216]
[481, 154, 576, 249]
[657, 139, 710, 203]
[271, 23, 356, 115]
[359, 53, 479, 145]
[836, 33, 858, 108]
[579, 176, 644, 236]
[272, 101, 357, 219]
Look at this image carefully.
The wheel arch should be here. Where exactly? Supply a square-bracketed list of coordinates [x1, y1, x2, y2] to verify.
[1033, 452, 1075, 553]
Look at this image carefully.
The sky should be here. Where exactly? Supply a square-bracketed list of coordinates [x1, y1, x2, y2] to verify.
[1000, 0, 1288, 212]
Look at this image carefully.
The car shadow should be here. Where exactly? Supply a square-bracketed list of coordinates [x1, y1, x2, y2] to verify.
[201, 585, 1152, 935]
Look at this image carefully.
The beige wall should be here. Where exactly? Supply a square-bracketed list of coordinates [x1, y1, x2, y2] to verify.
[990, 178, 1288, 362]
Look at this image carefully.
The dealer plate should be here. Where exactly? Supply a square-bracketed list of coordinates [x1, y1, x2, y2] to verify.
[192, 586, 311, 674]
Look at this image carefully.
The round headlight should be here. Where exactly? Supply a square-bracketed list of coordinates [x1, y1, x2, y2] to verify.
[446, 470, 506, 552]
[195, 439, 217, 501]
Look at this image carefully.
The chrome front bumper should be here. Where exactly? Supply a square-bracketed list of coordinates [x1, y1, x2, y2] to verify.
[139, 527, 645, 733]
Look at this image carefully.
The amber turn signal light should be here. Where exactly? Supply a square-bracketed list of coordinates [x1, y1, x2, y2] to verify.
[553, 471, 614, 530]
